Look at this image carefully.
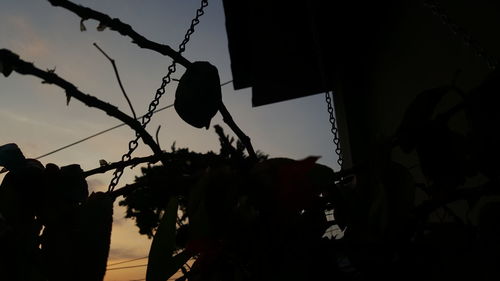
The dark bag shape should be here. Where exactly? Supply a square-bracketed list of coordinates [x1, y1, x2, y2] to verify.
[175, 61, 222, 129]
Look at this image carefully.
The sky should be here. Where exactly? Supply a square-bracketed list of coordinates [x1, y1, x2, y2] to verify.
[0, 1, 340, 280]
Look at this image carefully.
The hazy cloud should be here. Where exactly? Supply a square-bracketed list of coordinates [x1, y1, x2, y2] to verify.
[87, 177, 106, 192]
[108, 247, 145, 261]
[0, 109, 78, 135]
[3, 14, 50, 58]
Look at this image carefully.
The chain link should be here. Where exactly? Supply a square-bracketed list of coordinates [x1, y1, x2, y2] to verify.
[325, 91, 343, 168]
[108, 0, 209, 192]
[423, 0, 498, 70]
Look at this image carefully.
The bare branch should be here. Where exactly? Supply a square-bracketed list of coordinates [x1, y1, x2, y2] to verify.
[155, 125, 162, 149]
[84, 154, 166, 177]
[218, 101, 257, 161]
[93, 42, 137, 119]
[47, 0, 192, 68]
[0, 49, 166, 166]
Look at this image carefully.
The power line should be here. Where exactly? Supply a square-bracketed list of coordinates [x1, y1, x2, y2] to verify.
[106, 264, 148, 271]
[107, 256, 148, 267]
[129, 278, 177, 281]
[0, 80, 233, 175]
[220, 79, 233, 87]
[34, 104, 174, 160]
[33, 79, 233, 161]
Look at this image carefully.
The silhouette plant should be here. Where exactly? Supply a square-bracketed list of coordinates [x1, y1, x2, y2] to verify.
[1, 0, 500, 281]
[119, 69, 500, 281]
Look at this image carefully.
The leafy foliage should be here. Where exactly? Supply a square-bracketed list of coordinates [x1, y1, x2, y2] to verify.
[119, 68, 500, 281]
[119, 126, 346, 280]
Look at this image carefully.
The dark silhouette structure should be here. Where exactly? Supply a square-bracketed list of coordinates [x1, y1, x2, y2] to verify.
[2, 0, 500, 280]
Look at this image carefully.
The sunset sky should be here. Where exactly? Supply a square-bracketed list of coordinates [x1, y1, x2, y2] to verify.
[0, 1, 340, 280]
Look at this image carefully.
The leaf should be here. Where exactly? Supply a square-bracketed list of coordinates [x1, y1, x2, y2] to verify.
[0, 49, 19, 77]
[322, 224, 347, 240]
[0, 143, 24, 169]
[147, 197, 191, 281]
[80, 19, 87, 31]
[396, 86, 451, 152]
[275, 156, 319, 212]
[96, 22, 107, 32]
[0, 59, 12, 77]
[66, 94, 71, 106]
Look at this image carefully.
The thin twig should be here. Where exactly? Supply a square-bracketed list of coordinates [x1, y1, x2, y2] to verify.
[93, 42, 137, 119]
[156, 125, 162, 149]
[47, 0, 192, 68]
[218, 101, 257, 161]
[0, 49, 167, 167]
[83, 153, 166, 177]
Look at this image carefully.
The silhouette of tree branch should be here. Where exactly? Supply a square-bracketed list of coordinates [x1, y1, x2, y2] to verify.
[218, 101, 257, 161]
[84, 153, 166, 177]
[0, 49, 166, 166]
[93, 42, 137, 120]
[155, 125, 162, 149]
[47, 0, 192, 68]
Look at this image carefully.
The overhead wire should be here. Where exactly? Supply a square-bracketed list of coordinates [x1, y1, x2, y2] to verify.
[107, 256, 148, 267]
[31, 79, 233, 161]
[0, 80, 233, 175]
[106, 264, 148, 271]
[33, 104, 174, 160]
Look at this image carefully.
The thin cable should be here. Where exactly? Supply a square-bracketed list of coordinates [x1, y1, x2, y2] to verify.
[0, 79, 234, 174]
[220, 79, 233, 87]
[33, 104, 174, 160]
[32, 80, 233, 161]
[107, 256, 148, 267]
[106, 264, 147, 271]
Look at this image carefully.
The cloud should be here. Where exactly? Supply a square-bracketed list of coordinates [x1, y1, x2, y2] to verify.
[87, 177, 106, 192]
[3, 14, 50, 58]
[108, 247, 146, 261]
[0, 109, 78, 135]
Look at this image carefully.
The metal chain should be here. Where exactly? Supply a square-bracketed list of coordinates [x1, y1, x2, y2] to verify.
[325, 91, 343, 168]
[108, 0, 209, 192]
[423, 0, 498, 70]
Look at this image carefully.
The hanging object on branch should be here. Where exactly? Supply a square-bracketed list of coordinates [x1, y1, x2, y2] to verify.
[174, 61, 222, 129]
[174, 61, 258, 161]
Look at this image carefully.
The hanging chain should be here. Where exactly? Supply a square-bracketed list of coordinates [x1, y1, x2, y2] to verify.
[325, 91, 343, 168]
[423, 0, 498, 70]
[108, 0, 209, 192]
